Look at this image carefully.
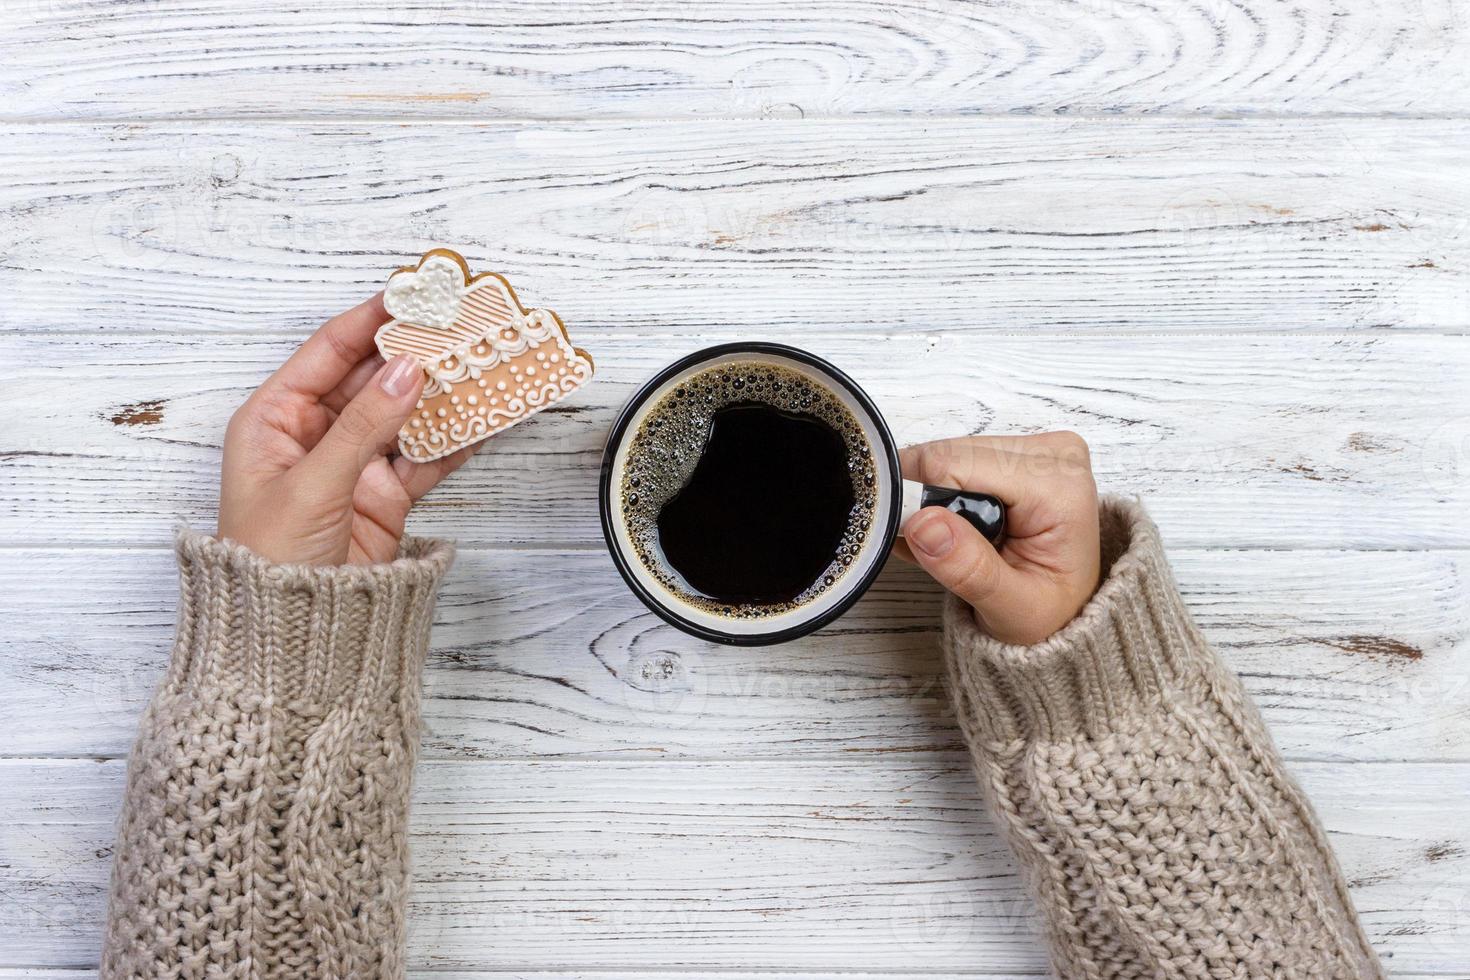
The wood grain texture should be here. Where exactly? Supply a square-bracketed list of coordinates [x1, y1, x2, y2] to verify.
[2, 120, 1467, 336]
[3, 545, 1464, 763]
[0, 975, 1050, 980]
[2, 1, 1468, 969]
[0, 974, 1064, 980]
[3, 758, 1466, 972]
[0, 969, 1070, 975]
[0, 976, 1450, 980]
[3, 333, 1467, 549]
[2, 0, 1467, 119]
[0, 974, 1451, 980]
[0, 976, 1042, 980]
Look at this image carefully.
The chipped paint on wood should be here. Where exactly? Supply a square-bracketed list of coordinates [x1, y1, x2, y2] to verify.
[106, 400, 165, 427]
[1317, 634, 1425, 663]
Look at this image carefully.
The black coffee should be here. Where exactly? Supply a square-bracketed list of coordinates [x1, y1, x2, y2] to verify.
[619, 361, 877, 619]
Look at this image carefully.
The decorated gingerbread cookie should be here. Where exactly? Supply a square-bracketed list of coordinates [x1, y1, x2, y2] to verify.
[376, 248, 594, 463]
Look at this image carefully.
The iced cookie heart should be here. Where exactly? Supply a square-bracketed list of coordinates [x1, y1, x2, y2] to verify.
[374, 248, 595, 463]
[384, 253, 464, 330]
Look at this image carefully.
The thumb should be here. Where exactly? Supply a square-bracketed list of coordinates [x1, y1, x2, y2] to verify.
[300, 354, 423, 497]
[903, 506, 1023, 621]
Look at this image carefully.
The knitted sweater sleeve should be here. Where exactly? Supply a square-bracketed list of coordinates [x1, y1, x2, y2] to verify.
[943, 496, 1383, 979]
[101, 529, 454, 979]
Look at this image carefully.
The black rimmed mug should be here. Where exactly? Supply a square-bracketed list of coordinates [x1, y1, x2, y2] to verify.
[598, 343, 1004, 646]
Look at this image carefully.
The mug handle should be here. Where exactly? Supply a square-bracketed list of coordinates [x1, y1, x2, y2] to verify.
[899, 480, 1006, 545]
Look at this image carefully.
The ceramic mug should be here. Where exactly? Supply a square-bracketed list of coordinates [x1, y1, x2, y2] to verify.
[599, 342, 1004, 645]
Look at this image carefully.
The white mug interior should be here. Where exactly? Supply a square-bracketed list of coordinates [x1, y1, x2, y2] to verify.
[605, 348, 899, 640]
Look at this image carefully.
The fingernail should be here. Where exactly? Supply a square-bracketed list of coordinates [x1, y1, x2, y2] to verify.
[907, 512, 954, 558]
[380, 355, 420, 397]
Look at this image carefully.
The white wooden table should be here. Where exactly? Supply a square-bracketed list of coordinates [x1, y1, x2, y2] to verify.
[2, 2, 1469, 976]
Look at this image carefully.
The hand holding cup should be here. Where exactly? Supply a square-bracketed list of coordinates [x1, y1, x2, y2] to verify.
[896, 433, 1101, 646]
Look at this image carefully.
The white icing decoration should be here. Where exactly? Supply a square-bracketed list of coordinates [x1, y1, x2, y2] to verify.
[397, 340, 594, 462]
[418, 308, 558, 389]
[384, 254, 465, 330]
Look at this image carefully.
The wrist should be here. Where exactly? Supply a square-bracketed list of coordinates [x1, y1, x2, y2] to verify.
[944, 497, 1204, 745]
[967, 555, 1103, 647]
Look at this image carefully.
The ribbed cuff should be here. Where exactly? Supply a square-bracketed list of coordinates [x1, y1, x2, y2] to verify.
[943, 496, 1212, 746]
[167, 529, 455, 708]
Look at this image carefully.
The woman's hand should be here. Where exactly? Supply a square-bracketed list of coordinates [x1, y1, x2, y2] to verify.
[896, 432, 1101, 646]
[218, 294, 478, 566]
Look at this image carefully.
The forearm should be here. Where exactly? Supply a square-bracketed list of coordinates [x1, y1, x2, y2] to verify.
[944, 497, 1383, 978]
[101, 530, 453, 979]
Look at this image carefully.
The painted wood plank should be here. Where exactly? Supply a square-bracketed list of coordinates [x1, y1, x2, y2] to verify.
[2, 0, 1466, 119]
[0, 976, 1454, 980]
[2, 119, 1467, 337]
[1, 975, 1429, 980]
[0, 976, 1024, 980]
[2, 759, 1466, 972]
[2, 333, 1467, 550]
[0, 975, 1449, 980]
[3, 545, 1464, 763]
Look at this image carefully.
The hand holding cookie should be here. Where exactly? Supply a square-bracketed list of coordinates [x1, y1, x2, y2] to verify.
[217, 294, 481, 566]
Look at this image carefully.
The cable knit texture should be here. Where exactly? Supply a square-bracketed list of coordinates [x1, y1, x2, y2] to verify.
[100, 503, 1383, 979]
[943, 496, 1383, 979]
[100, 529, 454, 980]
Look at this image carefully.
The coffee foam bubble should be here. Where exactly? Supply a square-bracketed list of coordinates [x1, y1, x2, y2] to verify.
[619, 361, 878, 619]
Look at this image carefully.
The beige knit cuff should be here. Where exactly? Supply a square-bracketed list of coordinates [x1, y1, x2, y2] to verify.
[943, 495, 1213, 746]
[166, 529, 455, 709]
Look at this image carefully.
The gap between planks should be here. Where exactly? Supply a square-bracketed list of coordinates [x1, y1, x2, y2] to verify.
[0, 971, 1455, 979]
[0, 975, 1460, 979]
[0, 974, 1052, 980]
[9, 329, 1470, 340]
[5, 543, 1470, 554]
[0, 968, 1428, 979]
[8, 758, 1470, 769]
[0, 974, 1457, 980]
[7, 113, 1470, 125]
